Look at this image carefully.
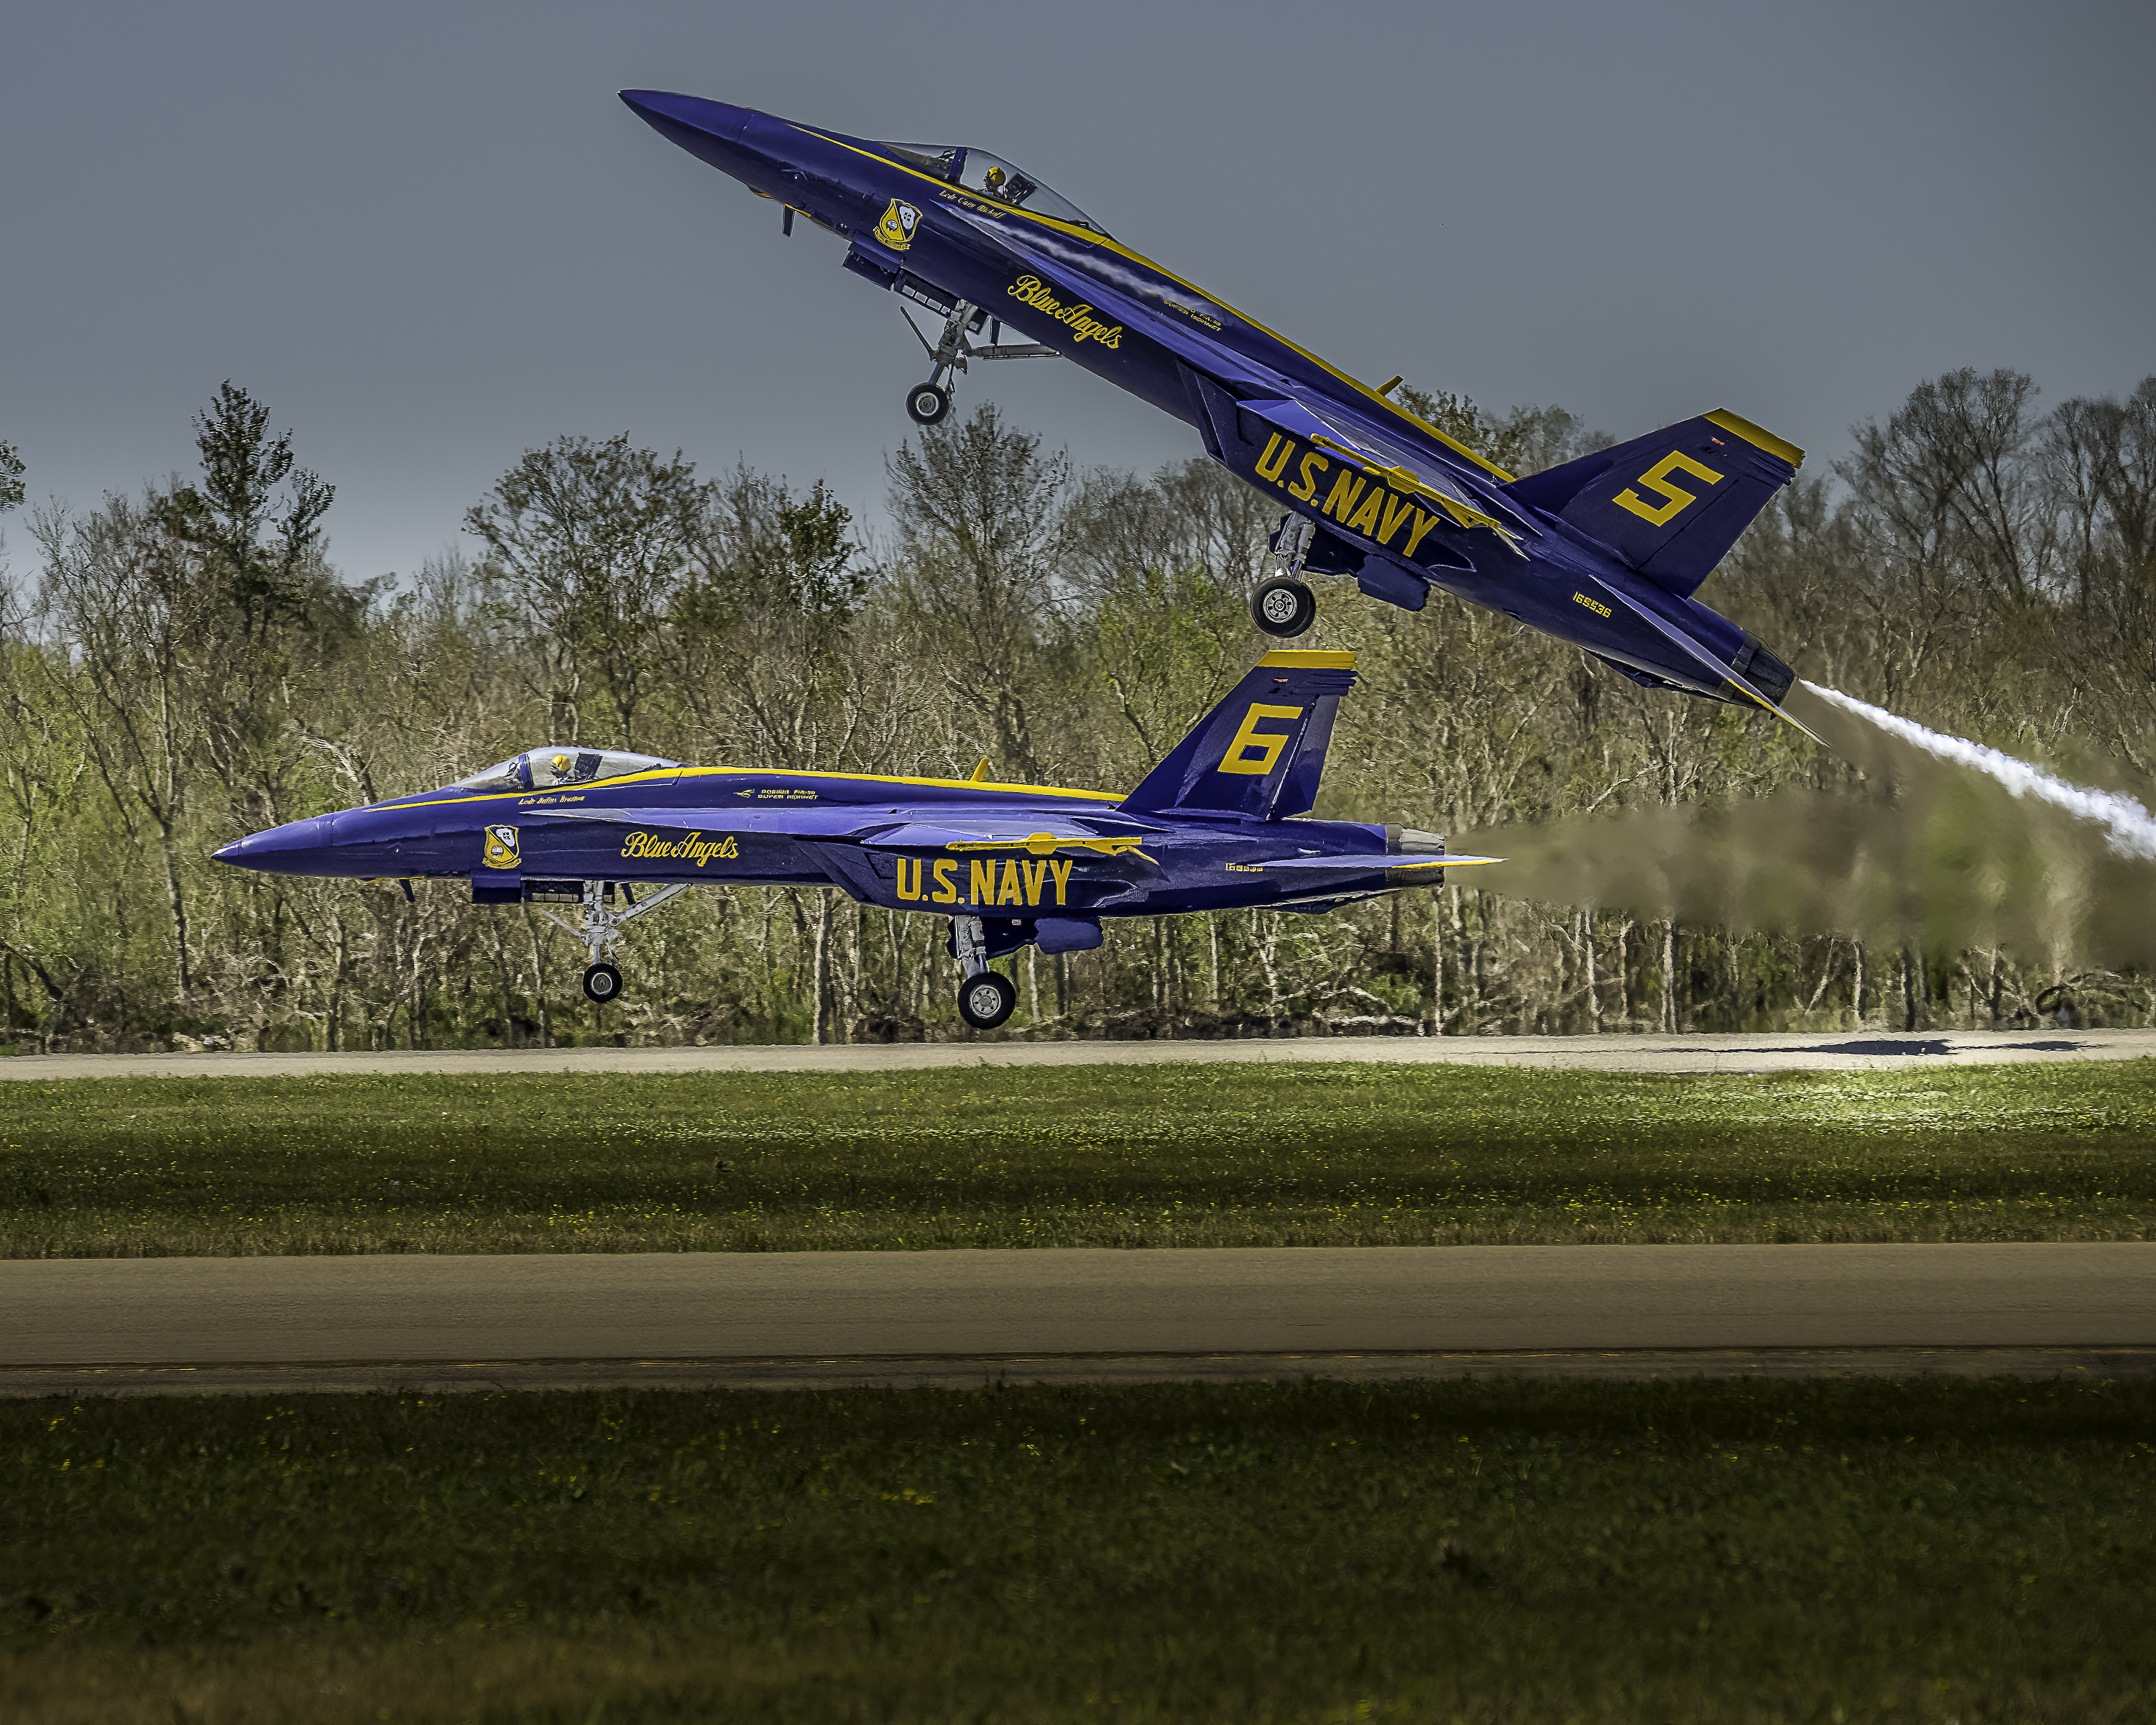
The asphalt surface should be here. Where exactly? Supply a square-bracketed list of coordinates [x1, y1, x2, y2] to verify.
[5, 1243, 2150, 1397]
[0, 1027, 2148, 1080]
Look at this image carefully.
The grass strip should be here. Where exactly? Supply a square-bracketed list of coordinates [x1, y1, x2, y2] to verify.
[4, 1061, 2155, 1256]
[4, 1374, 2152, 1724]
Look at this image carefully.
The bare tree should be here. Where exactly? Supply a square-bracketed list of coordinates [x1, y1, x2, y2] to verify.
[465, 434, 710, 749]
[886, 403, 1072, 778]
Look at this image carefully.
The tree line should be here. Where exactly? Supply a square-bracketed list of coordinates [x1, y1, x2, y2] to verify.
[0, 366, 2150, 1052]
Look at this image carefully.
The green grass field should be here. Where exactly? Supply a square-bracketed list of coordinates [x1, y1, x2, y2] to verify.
[2, 1061, 2152, 1257]
[5, 1374, 2151, 1724]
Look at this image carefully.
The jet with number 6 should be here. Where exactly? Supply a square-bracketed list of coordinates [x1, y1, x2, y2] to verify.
[621, 90, 1816, 738]
[214, 652, 1498, 1029]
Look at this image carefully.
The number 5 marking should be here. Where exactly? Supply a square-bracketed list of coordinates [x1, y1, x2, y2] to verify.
[1614, 452, 1726, 526]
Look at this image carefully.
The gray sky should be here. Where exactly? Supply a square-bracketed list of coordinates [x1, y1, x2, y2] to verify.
[4, 0, 2151, 584]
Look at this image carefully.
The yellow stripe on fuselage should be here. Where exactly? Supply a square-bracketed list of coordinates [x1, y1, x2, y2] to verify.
[375, 765, 1121, 816]
[808, 129, 1517, 484]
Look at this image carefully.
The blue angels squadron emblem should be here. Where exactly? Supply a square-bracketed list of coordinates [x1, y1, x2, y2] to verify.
[875, 198, 919, 251]
[620, 91, 1819, 740]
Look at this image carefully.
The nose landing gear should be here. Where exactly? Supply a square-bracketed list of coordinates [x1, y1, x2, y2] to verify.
[906, 381, 951, 425]
[533, 880, 693, 1006]
[950, 914, 1018, 1029]
[900, 298, 1061, 430]
[582, 962, 623, 1003]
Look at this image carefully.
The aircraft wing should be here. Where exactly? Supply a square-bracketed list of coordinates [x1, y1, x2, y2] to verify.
[531, 806, 1164, 858]
[972, 218, 1537, 545]
[962, 215, 1345, 418]
[1245, 398, 1542, 549]
[856, 820, 1156, 860]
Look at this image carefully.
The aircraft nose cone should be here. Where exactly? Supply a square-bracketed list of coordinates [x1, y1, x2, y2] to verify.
[216, 815, 336, 873]
[619, 89, 752, 142]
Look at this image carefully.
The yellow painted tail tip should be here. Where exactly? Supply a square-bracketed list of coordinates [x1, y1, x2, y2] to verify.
[1705, 409, 1806, 469]
[1258, 649, 1356, 670]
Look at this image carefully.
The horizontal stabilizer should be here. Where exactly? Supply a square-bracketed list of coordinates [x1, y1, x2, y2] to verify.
[1506, 410, 1802, 599]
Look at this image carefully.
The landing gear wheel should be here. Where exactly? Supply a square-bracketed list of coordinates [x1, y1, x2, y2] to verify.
[906, 382, 952, 426]
[957, 971, 1017, 1030]
[1252, 576, 1317, 638]
[582, 962, 622, 1004]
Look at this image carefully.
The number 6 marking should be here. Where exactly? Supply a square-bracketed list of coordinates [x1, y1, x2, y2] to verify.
[1217, 703, 1303, 776]
[1614, 452, 1726, 526]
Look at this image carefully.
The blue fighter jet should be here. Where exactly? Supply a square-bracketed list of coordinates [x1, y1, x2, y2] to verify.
[214, 651, 1498, 1027]
[621, 91, 1815, 738]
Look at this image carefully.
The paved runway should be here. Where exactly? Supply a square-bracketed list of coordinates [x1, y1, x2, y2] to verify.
[5, 1243, 2150, 1396]
[1, 1027, 2150, 1080]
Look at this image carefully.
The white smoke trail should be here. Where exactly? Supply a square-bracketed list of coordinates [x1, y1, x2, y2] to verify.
[1802, 680, 2156, 862]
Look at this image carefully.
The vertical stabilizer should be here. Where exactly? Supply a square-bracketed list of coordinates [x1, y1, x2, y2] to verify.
[1506, 410, 1803, 599]
[1123, 650, 1358, 820]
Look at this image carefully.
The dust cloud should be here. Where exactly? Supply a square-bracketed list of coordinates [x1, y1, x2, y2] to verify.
[1457, 683, 2156, 967]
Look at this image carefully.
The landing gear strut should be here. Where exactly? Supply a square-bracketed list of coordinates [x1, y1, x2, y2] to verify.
[535, 880, 692, 1007]
[900, 298, 1060, 429]
[950, 914, 1018, 1030]
[1253, 514, 1319, 637]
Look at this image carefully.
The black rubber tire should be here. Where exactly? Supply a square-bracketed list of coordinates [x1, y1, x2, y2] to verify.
[582, 962, 623, 1004]
[957, 971, 1017, 1030]
[1252, 576, 1318, 638]
[905, 382, 952, 426]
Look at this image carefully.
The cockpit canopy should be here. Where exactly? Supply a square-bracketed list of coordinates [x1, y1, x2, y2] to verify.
[452, 747, 677, 794]
[875, 142, 1109, 236]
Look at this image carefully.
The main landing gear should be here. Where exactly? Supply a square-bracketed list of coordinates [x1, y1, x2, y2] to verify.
[950, 914, 1018, 1030]
[1252, 515, 1319, 638]
[901, 298, 1059, 428]
[533, 880, 693, 1006]
[1252, 577, 1317, 638]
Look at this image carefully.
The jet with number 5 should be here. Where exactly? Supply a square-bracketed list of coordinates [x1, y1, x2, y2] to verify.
[621, 91, 1816, 738]
[214, 652, 1498, 1029]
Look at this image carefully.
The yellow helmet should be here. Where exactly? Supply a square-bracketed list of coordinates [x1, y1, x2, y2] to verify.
[983, 165, 1005, 189]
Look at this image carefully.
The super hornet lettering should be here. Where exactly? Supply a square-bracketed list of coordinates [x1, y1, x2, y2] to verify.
[619, 91, 1815, 737]
[213, 655, 1498, 1028]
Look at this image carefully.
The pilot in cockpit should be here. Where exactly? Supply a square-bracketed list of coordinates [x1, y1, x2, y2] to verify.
[980, 165, 1038, 209]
